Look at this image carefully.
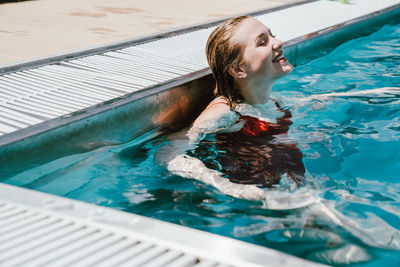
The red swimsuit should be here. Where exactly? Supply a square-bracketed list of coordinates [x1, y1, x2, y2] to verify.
[191, 97, 304, 188]
[237, 98, 292, 137]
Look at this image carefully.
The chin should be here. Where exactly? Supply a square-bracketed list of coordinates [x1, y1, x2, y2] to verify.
[282, 60, 293, 73]
[274, 66, 293, 80]
[272, 61, 293, 79]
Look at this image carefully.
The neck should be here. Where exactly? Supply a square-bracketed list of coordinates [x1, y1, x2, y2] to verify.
[237, 77, 274, 105]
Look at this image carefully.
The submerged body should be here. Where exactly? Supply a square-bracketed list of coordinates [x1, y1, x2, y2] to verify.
[189, 96, 305, 188]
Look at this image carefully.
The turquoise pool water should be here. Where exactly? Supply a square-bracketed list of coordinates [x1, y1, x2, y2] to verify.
[4, 22, 400, 266]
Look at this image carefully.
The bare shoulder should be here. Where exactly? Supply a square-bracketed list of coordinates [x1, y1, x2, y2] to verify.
[192, 97, 235, 128]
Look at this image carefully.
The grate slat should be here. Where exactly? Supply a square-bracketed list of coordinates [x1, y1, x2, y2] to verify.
[66, 60, 156, 87]
[25, 227, 101, 267]
[26, 69, 126, 99]
[97, 241, 155, 267]
[48, 233, 124, 267]
[0, 202, 13, 212]
[142, 250, 183, 267]
[164, 254, 200, 267]
[5, 98, 67, 117]
[0, 219, 72, 261]
[6, 227, 111, 267]
[0, 122, 18, 133]
[2, 100, 62, 117]
[0, 208, 36, 227]
[44, 65, 143, 92]
[94, 241, 155, 267]
[0, 205, 26, 220]
[0, 223, 85, 266]
[13, 72, 112, 103]
[82, 55, 175, 81]
[0, 102, 57, 120]
[66, 238, 139, 267]
[102, 53, 182, 78]
[0, 114, 30, 128]
[0, 212, 48, 236]
[118, 245, 168, 267]
[194, 260, 219, 267]
[0, 105, 43, 124]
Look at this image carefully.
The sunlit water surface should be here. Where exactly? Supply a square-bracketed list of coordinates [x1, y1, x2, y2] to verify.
[4, 23, 400, 266]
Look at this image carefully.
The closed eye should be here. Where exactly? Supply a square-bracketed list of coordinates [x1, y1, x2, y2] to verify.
[257, 35, 268, 46]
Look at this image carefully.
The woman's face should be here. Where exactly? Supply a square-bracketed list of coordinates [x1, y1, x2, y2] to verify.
[232, 18, 293, 80]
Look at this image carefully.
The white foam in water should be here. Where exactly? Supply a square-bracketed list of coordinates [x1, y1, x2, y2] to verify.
[263, 185, 400, 251]
[309, 244, 372, 265]
[263, 186, 321, 210]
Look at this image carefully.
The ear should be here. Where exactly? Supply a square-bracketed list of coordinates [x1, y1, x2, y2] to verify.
[228, 64, 247, 79]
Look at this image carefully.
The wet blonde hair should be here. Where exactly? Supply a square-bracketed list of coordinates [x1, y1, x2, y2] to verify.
[206, 15, 249, 107]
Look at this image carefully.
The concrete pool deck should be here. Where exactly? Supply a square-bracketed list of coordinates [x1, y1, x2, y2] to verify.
[0, 0, 399, 266]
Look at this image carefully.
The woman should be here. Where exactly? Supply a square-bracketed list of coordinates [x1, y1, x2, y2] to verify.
[161, 15, 304, 202]
[191, 15, 306, 185]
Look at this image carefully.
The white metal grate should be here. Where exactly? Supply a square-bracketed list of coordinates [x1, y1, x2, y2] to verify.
[0, 183, 323, 267]
[0, 198, 220, 267]
[0, 27, 212, 136]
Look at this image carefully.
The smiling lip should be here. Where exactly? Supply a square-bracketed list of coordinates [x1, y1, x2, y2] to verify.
[272, 52, 286, 63]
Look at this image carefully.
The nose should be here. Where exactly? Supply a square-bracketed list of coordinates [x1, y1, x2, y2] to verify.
[272, 38, 283, 51]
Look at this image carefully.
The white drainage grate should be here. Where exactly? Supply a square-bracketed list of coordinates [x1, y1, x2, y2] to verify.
[0, 27, 212, 136]
[0, 183, 323, 267]
[0, 192, 225, 267]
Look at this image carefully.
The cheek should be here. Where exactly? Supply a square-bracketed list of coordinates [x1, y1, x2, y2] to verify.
[256, 48, 273, 70]
[244, 50, 271, 73]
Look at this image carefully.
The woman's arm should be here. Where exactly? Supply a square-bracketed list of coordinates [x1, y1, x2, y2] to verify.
[167, 154, 265, 200]
[156, 100, 266, 201]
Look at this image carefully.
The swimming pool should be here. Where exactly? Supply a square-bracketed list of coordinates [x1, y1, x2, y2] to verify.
[3, 22, 400, 266]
